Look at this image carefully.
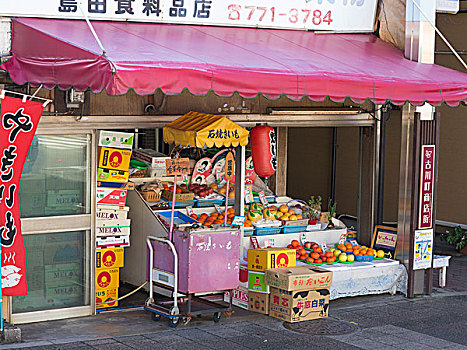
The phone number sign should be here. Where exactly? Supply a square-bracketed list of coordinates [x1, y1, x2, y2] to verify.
[0, 0, 378, 32]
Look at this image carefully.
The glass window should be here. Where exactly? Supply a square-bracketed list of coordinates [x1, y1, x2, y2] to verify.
[13, 231, 89, 314]
[19, 135, 91, 218]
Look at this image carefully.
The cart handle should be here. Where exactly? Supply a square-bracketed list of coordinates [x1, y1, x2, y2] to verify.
[146, 235, 179, 315]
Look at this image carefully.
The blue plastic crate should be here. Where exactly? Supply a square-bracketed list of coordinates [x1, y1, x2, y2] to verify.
[282, 225, 308, 234]
[354, 254, 374, 262]
[163, 199, 196, 208]
[253, 196, 277, 204]
[254, 226, 282, 236]
[243, 227, 254, 237]
[157, 210, 199, 226]
[196, 199, 225, 207]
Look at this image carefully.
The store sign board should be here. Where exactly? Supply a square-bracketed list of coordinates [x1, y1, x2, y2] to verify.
[0, 0, 378, 32]
[418, 145, 435, 229]
[165, 158, 190, 176]
[0, 95, 45, 296]
[414, 229, 433, 270]
[372, 225, 397, 259]
[436, 0, 459, 14]
[224, 151, 235, 181]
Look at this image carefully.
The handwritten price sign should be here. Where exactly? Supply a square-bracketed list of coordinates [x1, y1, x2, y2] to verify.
[165, 158, 190, 176]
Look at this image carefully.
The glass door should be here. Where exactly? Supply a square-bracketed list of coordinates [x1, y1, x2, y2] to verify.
[11, 133, 95, 324]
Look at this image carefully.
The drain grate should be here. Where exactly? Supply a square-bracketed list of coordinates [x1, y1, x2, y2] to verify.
[284, 317, 359, 335]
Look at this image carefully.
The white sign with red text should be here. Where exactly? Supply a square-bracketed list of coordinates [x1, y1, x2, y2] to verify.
[0, 0, 378, 32]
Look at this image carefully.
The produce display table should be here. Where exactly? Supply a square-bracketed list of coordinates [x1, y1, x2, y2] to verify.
[303, 259, 408, 300]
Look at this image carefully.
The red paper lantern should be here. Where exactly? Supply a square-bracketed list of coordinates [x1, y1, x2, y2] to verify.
[250, 125, 277, 177]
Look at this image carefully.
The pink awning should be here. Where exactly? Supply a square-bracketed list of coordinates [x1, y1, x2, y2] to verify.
[2, 17, 467, 106]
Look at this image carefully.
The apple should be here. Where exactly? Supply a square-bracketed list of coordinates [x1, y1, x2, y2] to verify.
[304, 242, 312, 249]
[347, 254, 355, 262]
[339, 254, 348, 262]
[315, 258, 323, 264]
[333, 250, 341, 257]
[287, 244, 293, 249]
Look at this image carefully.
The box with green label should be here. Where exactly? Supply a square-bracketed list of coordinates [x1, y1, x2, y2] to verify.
[98, 130, 134, 150]
[248, 271, 270, 294]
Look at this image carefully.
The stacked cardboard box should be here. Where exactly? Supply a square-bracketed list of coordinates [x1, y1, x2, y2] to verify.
[96, 130, 134, 309]
[131, 148, 170, 177]
[265, 266, 333, 323]
[246, 248, 296, 315]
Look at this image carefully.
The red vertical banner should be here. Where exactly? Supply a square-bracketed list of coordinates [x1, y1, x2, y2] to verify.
[418, 145, 435, 230]
[1, 95, 45, 296]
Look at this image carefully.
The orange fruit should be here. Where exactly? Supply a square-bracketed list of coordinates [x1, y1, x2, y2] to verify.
[227, 208, 235, 215]
[291, 240, 300, 248]
[298, 249, 307, 256]
[337, 244, 346, 251]
[244, 220, 252, 227]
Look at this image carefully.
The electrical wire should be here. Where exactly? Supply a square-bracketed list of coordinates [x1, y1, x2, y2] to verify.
[96, 281, 148, 305]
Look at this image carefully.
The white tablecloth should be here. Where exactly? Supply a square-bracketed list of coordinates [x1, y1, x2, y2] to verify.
[297, 259, 408, 300]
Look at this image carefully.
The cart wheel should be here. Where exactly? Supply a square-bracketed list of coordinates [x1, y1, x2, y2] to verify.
[213, 312, 222, 323]
[151, 313, 161, 321]
[169, 317, 180, 328]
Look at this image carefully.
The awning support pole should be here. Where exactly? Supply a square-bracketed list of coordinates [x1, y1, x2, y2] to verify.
[78, 3, 107, 56]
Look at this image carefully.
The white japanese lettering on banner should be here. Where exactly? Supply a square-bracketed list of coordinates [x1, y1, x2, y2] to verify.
[418, 145, 435, 230]
[0, 0, 378, 32]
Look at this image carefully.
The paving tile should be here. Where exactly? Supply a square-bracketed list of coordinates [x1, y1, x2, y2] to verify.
[368, 325, 408, 335]
[84, 338, 117, 346]
[143, 330, 178, 340]
[122, 339, 173, 350]
[228, 335, 271, 349]
[395, 342, 438, 350]
[339, 337, 391, 350]
[91, 343, 133, 350]
[366, 333, 409, 345]
[150, 334, 196, 346]
[176, 328, 221, 342]
[203, 326, 246, 338]
[201, 339, 249, 350]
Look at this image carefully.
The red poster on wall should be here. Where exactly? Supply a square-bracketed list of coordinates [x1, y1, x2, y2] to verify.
[1, 95, 45, 296]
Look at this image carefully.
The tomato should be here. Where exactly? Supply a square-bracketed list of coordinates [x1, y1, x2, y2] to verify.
[325, 251, 334, 258]
[291, 240, 300, 248]
[313, 247, 322, 253]
[315, 258, 322, 264]
[306, 257, 314, 263]
[311, 252, 320, 260]
[298, 249, 307, 256]
[287, 244, 293, 249]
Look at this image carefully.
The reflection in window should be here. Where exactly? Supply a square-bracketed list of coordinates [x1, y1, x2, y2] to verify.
[19, 135, 91, 218]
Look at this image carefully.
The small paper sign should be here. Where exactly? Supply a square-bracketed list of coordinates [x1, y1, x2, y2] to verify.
[244, 186, 254, 204]
[165, 158, 190, 176]
[186, 206, 194, 216]
[232, 215, 245, 226]
[224, 151, 235, 181]
[339, 234, 347, 245]
[301, 232, 307, 243]
[259, 191, 268, 207]
[182, 174, 188, 183]
[156, 179, 163, 187]
[267, 239, 275, 248]
[216, 168, 222, 184]
[250, 237, 260, 249]
[319, 241, 328, 252]
[214, 204, 223, 214]
[348, 239, 358, 246]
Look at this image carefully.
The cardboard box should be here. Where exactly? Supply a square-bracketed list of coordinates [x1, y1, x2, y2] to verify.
[45, 263, 82, 289]
[96, 287, 119, 309]
[269, 287, 330, 323]
[97, 168, 129, 183]
[239, 264, 248, 289]
[265, 266, 333, 291]
[96, 247, 124, 269]
[45, 284, 82, 300]
[96, 235, 130, 248]
[224, 287, 249, 310]
[97, 147, 132, 171]
[248, 248, 296, 272]
[96, 219, 131, 236]
[97, 181, 135, 190]
[98, 130, 134, 150]
[147, 167, 167, 177]
[249, 291, 269, 315]
[132, 149, 170, 168]
[162, 189, 194, 202]
[96, 267, 120, 290]
[96, 205, 129, 220]
[46, 189, 81, 208]
[96, 188, 127, 206]
[248, 271, 270, 293]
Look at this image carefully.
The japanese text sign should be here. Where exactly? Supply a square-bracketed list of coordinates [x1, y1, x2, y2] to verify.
[0, 0, 378, 32]
[414, 229, 433, 270]
[372, 225, 397, 259]
[224, 151, 235, 181]
[1, 95, 45, 296]
[419, 145, 435, 229]
[165, 157, 190, 176]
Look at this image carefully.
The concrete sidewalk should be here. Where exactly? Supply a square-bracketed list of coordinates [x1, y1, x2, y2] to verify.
[2, 289, 466, 350]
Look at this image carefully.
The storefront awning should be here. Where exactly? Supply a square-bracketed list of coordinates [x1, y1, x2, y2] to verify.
[163, 111, 249, 148]
[2, 17, 467, 106]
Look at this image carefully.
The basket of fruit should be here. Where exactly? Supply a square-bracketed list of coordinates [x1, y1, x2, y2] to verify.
[353, 248, 376, 262]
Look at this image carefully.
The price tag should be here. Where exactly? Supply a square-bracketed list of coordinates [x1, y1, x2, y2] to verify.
[214, 204, 223, 214]
[258, 191, 268, 207]
[250, 237, 260, 249]
[266, 239, 275, 248]
[348, 239, 358, 246]
[165, 158, 190, 176]
[186, 206, 194, 216]
[301, 232, 307, 244]
[244, 187, 254, 204]
[156, 179, 163, 187]
[319, 241, 328, 252]
[232, 215, 245, 226]
[339, 234, 347, 245]
[182, 174, 188, 183]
